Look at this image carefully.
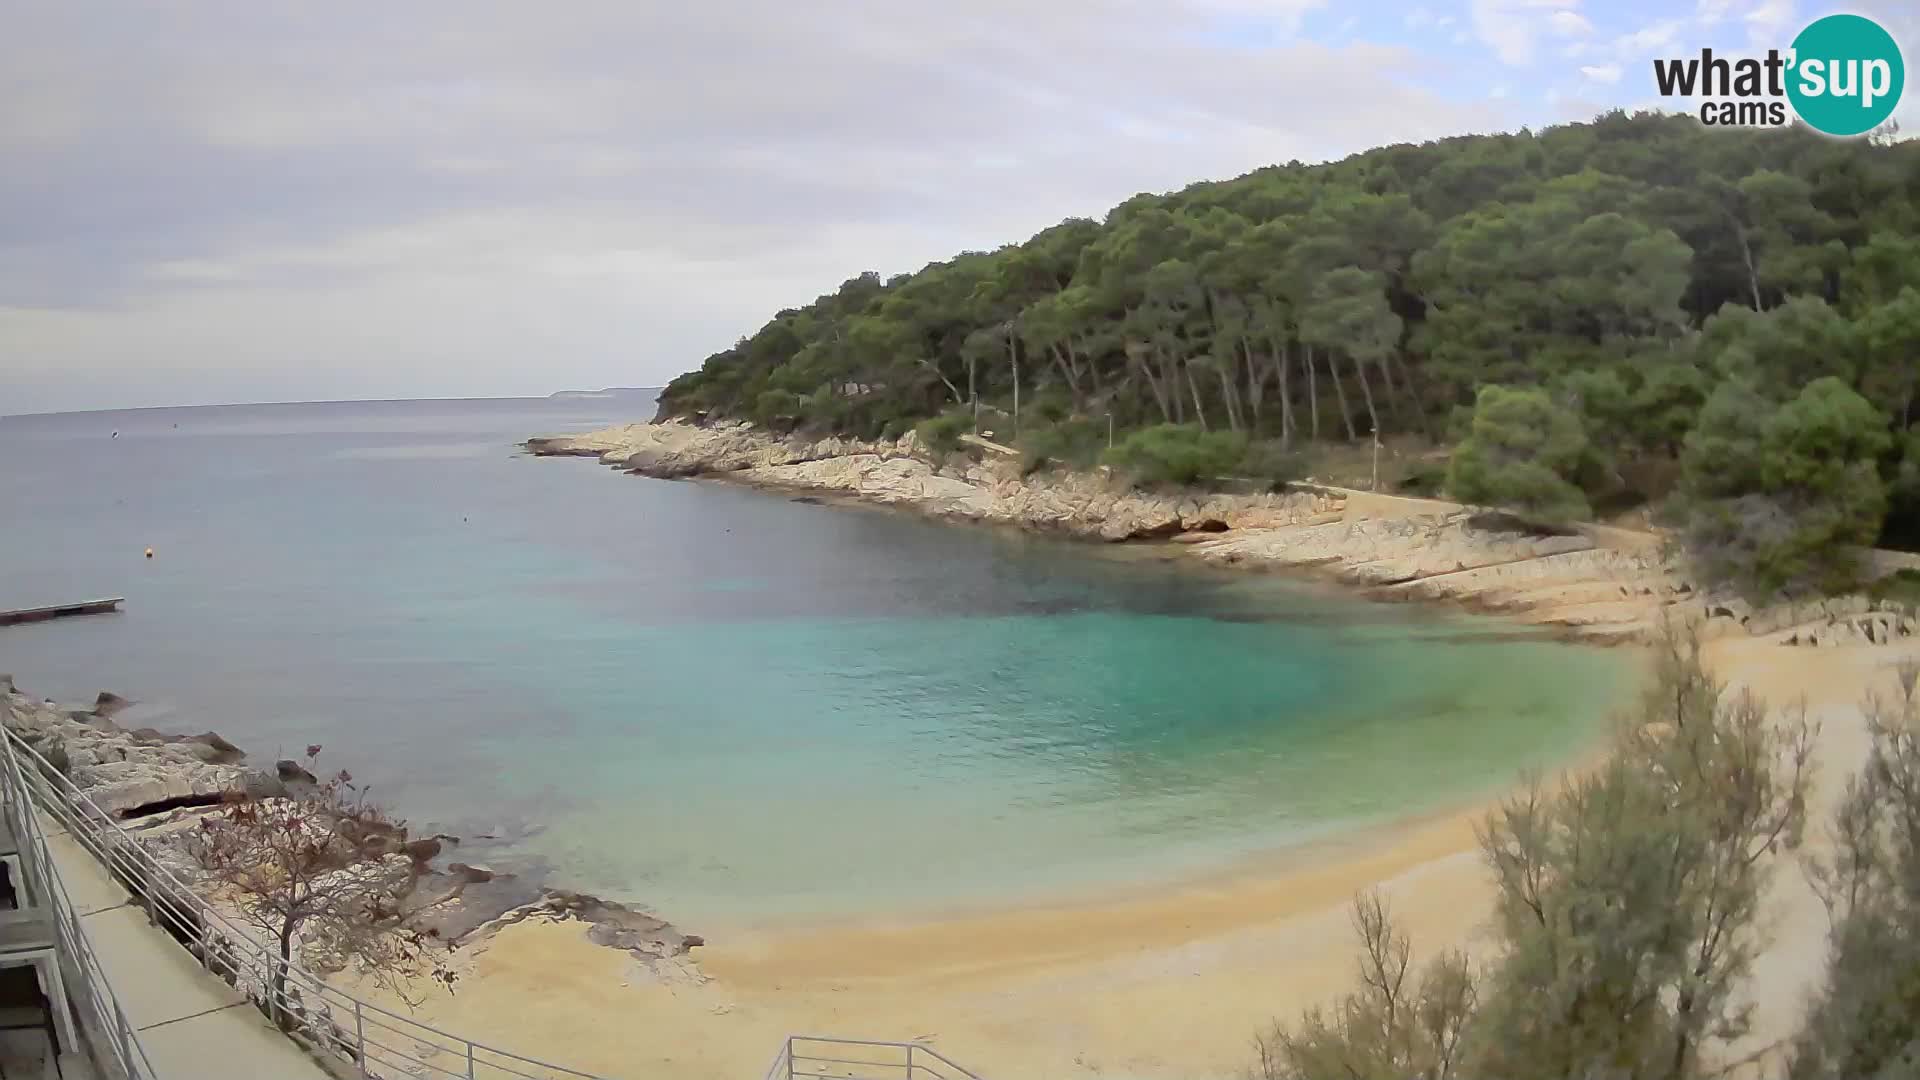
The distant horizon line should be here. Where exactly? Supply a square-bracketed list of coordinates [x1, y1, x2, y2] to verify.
[1, 388, 665, 421]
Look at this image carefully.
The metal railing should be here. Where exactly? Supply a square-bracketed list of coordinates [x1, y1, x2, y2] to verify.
[762, 1037, 984, 1080]
[0, 724, 618, 1080]
[0, 725, 160, 1079]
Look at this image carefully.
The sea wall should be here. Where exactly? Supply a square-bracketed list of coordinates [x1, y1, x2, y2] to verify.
[528, 419, 1920, 648]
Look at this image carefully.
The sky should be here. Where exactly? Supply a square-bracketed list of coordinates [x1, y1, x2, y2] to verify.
[2, 0, 1915, 415]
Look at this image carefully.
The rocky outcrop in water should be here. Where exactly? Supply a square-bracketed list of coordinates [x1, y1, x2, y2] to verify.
[1, 679, 250, 814]
[0, 676, 699, 967]
[468, 889, 704, 959]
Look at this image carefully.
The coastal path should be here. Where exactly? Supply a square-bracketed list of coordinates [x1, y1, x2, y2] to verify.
[40, 824, 328, 1079]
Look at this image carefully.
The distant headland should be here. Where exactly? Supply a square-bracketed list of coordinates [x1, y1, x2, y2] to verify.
[547, 387, 662, 401]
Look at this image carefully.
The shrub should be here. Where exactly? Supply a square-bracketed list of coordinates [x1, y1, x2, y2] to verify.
[1237, 440, 1307, 492]
[1447, 385, 1592, 525]
[1027, 389, 1074, 425]
[749, 389, 800, 429]
[1677, 377, 1890, 601]
[913, 409, 975, 456]
[1103, 424, 1249, 489]
[1789, 668, 1920, 1079]
[1018, 418, 1106, 476]
[1397, 459, 1449, 497]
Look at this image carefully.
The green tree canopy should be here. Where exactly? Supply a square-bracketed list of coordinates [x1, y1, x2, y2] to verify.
[656, 111, 1920, 597]
[1679, 377, 1891, 599]
[1447, 385, 1591, 524]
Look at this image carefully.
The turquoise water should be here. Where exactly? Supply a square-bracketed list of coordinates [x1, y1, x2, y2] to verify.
[0, 399, 1628, 926]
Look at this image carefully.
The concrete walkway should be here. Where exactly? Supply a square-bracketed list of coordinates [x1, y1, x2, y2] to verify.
[42, 825, 331, 1080]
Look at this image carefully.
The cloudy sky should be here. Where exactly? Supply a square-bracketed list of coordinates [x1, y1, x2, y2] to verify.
[2, 0, 1913, 415]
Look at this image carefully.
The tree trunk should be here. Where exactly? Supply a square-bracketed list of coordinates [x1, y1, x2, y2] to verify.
[1307, 344, 1320, 441]
[1394, 352, 1442, 442]
[1328, 349, 1357, 441]
[273, 922, 295, 1030]
[1133, 350, 1173, 422]
[1009, 334, 1021, 439]
[1274, 340, 1296, 448]
[1078, 338, 1104, 395]
[1353, 353, 1381, 440]
[1184, 360, 1210, 431]
[1215, 360, 1242, 433]
[1243, 339, 1265, 425]
[1731, 216, 1764, 310]
[1159, 347, 1185, 424]
[969, 353, 979, 423]
[1671, 990, 1697, 1080]
[1377, 355, 1406, 422]
[919, 358, 964, 406]
[1050, 343, 1084, 411]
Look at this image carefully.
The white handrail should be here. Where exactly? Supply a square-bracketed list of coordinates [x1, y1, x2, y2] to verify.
[0, 725, 617, 1080]
[764, 1035, 985, 1080]
[8, 723, 983, 1080]
[0, 725, 160, 1078]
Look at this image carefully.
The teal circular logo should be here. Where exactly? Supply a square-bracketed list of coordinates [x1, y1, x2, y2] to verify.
[1787, 14, 1905, 137]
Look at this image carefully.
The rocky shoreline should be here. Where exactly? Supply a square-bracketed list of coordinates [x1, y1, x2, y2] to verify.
[528, 418, 1920, 648]
[0, 676, 701, 975]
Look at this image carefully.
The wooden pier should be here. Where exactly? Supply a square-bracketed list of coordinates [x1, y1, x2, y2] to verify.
[0, 598, 124, 626]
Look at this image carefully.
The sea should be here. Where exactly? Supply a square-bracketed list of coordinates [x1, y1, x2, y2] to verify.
[0, 397, 1629, 928]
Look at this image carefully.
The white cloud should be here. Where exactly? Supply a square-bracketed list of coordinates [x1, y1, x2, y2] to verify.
[1470, 0, 1583, 65]
[1490, 83, 1510, 98]
[1616, 19, 1685, 55]
[1564, 41, 1590, 57]
[1406, 6, 1434, 28]
[1549, 11, 1594, 36]
[1695, 0, 1736, 26]
[1744, 0, 1795, 45]
[1580, 63, 1623, 83]
[1, 2, 1512, 412]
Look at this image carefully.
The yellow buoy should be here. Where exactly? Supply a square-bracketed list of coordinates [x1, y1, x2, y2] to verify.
[144, 548, 154, 559]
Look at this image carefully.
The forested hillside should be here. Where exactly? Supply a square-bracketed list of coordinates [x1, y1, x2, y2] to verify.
[658, 111, 1920, 599]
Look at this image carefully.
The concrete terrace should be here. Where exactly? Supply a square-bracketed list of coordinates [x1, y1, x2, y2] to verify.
[41, 823, 329, 1080]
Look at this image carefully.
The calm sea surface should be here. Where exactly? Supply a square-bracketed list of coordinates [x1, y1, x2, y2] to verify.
[0, 398, 1628, 926]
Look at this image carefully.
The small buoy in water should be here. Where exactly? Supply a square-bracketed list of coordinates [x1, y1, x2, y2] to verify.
[111, 431, 118, 438]
[144, 547, 154, 559]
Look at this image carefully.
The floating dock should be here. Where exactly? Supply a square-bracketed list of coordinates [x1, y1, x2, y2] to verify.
[0, 598, 124, 626]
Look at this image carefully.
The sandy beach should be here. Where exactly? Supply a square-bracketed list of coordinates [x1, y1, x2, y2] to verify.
[327, 625, 1914, 1080]
[315, 419, 1913, 1079]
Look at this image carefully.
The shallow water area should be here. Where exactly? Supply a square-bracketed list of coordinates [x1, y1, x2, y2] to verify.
[0, 398, 1631, 928]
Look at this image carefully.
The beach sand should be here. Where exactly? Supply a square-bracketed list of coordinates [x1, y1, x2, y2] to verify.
[343, 633, 1918, 1080]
